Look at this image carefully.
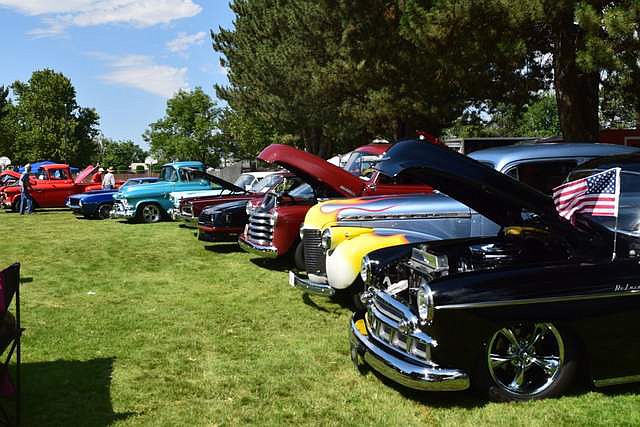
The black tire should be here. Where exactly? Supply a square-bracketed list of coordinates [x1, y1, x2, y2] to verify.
[95, 203, 113, 220]
[333, 279, 365, 311]
[136, 203, 163, 223]
[293, 240, 305, 271]
[475, 323, 577, 402]
[10, 198, 20, 213]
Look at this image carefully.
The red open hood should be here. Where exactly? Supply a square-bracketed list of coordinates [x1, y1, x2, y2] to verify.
[74, 165, 96, 184]
[1, 171, 20, 179]
[258, 145, 364, 197]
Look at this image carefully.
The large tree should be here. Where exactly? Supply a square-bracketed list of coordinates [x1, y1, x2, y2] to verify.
[143, 88, 224, 166]
[575, 1, 640, 128]
[213, 0, 364, 158]
[98, 137, 146, 170]
[401, 0, 640, 141]
[214, 1, 545, 155]
[12, 69, 100, 165]
[0, 86, 15, 160]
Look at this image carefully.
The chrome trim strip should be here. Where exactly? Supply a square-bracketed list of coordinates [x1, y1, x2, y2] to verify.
[250, 217, 273, 226]
[436, 290, 640, 310]
[349, 315, 469, 391]
[342, 212, 471, 221]
[594, 374, 640, 387]
[249, 224, 272, 232]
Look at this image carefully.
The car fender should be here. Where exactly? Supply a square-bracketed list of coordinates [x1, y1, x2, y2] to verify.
[130, 198, 172, 214]
[326, 229, 443, 290]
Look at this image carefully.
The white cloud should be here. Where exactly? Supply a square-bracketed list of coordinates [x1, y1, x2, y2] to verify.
[167, 31, 206, 53]
[0, 0, 202, 36]
[99, 54, 188, 98]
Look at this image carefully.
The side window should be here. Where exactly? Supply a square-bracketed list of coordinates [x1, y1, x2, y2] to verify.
[505, 161, 578, 195]
[160, 167, 178, 182]
[51, 169, 70, 180]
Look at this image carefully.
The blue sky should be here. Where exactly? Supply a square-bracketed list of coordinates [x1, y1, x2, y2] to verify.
[0, 1, 234, 149]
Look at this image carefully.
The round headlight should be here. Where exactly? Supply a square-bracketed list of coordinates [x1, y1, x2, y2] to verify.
[416, 281, 434, 323]
[360, 256, 372, 284]
[321, 228, 332, 250]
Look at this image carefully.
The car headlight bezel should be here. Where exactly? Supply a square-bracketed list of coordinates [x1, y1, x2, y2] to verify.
[321, 228, 332, 250]
[416, 280, 435, 323]
[360, 255, 373, 285]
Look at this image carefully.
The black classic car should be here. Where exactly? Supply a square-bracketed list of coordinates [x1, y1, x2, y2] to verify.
[350, 140, 640, 401]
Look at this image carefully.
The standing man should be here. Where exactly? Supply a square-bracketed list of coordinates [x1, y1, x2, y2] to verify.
[102, 167, 115, 190]
[19, 163, 33, 215]
[92, 167, 104, 184]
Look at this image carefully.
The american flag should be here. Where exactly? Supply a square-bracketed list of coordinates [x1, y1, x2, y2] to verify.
[553, 167, 620, 222]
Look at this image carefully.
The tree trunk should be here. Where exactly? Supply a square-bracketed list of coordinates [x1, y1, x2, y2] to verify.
[552, 11, 600, 142]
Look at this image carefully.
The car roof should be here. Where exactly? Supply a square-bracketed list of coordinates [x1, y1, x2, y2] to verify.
[469, 143, 640, 172]
[41, 163, 69, 169]
[354, 143, 390, 155]
[570, 153, 640, 173]
[163, 161, 205, 168]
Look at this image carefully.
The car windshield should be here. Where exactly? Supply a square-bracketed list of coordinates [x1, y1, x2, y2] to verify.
[567, 169, 640, 235]
[179, 168, 220, 189]
[160, 166, 178, 182]
[343, 151, 379, 176]
[234, 174, 255, 189]
[288, 183, 314, 199]
[0, 175, 15, 185]
[252, 174, 281, 193]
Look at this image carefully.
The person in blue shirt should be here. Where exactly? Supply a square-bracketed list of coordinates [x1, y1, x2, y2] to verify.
[19, 163, 33, 215]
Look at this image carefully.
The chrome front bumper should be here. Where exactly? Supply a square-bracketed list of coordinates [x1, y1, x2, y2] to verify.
[289, 271, 335, 296]
[238, 236, 278, 258]
[349, 313, 469, 391]
[110, 201, 136, 219]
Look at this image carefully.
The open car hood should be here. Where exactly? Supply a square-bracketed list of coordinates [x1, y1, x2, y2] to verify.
[74, 165, 96, 184]
[258, 144, 364, 197]
[184, 168, 247, 193]
[375, 140, 564, 229]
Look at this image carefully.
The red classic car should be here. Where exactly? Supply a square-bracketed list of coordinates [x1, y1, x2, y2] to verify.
[1, 164, 120, 211]
[238, 143, 432, 269]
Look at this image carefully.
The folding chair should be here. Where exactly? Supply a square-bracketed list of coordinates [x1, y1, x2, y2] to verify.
[0, 263, 23, 426]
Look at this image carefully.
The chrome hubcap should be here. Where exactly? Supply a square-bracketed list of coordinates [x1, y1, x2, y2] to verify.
[487, 323, 564, 395]
[98, 204, 111, 219]
[142, 205, 161, 223]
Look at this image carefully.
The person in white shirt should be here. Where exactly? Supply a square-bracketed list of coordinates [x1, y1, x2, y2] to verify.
[102, 167, 116, 190]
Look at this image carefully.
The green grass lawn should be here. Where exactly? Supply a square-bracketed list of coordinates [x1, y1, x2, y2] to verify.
[1, 209, 640, 426]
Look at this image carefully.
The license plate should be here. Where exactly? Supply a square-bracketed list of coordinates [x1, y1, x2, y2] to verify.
[288, 270, 296, 286]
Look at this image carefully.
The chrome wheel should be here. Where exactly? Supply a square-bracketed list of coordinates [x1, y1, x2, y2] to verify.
[487, 323, 564, 397]
[97, 204, 112, 219]
[141, 204, 162, 223]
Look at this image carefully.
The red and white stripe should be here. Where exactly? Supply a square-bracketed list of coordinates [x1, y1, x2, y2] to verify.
[552, 168, 620, 222]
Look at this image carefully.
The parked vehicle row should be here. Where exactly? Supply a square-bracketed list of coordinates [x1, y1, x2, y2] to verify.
[10, 138, 640, 403]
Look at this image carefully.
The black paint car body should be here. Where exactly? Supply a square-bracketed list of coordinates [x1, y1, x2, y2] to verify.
[350, 141, 640, 400]
[197, 200, 249, 243]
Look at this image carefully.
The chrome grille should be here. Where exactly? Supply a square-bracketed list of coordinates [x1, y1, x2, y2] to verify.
[247, 211, 274, 245]
[198, 211, 214, 225]
[67, 198, 80, 207]
[302, 229, 326, 275]
[180, 203, 193, 216]
[366, 291, 432, 362]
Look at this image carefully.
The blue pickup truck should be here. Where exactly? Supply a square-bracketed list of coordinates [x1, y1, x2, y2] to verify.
[111, 161, 214, 223]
